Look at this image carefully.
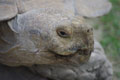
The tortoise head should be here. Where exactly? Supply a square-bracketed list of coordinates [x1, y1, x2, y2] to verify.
[6, 9, 94, 65]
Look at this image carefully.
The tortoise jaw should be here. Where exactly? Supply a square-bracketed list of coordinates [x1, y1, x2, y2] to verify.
[48, 48, 92, 58]
[48, 50, 75, 58]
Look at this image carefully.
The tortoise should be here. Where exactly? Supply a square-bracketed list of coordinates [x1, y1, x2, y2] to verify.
[0, 0, 112, 80]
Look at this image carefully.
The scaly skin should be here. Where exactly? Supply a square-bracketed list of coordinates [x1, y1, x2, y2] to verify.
[0, 0, 112, 80]
[0, 9, 93, 66]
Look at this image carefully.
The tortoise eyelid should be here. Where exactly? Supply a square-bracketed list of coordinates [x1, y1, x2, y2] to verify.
[56, 29, 70, 38]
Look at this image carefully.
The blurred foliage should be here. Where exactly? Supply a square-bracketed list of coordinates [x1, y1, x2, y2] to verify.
[97, 0, 120, 79]
[100, 0, 120, 56]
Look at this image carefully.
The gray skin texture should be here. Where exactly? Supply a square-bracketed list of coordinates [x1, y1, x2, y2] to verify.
[0, 9, 94, 66]
[0, 41, 113, 80]
[0, 0, 112, 80]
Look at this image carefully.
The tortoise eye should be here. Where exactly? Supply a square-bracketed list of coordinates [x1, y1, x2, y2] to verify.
[57, 29, 70, 38]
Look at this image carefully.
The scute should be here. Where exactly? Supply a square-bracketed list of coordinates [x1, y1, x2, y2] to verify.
[75, 0, 112, 17]
[0, 0, 18, 21]
[0, 0, 113, 80]
[17, 0, 112, 17]
[0, 0, 112, 22]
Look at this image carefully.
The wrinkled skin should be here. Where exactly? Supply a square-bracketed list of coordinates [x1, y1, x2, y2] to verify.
[0, 9, 93, 66]
[0, 0, 113, 80]
[0, 41, 113, 80]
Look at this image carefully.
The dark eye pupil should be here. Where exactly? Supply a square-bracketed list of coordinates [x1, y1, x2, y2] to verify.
[57, 29, 70, 38]
[60, 31, 67, 36]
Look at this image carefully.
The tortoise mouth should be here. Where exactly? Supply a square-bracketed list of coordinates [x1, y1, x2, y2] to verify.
[48, 48, 92, 58]
[48, 50, 76, 58]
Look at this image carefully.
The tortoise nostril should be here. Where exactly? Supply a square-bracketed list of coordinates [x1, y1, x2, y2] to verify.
[87, 28, 93, 33]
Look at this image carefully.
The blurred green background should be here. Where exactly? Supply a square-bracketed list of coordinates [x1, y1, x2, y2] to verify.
[94, 0, 120, 80]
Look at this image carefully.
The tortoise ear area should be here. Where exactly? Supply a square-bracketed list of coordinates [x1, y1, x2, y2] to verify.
[0, 0, 18, 21]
